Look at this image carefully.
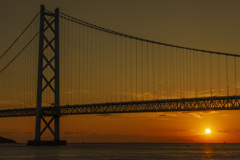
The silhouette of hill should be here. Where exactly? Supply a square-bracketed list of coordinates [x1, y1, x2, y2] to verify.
[0, 136, 16, 143]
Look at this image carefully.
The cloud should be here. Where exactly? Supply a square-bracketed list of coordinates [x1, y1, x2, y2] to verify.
[108, 113, 157, 119]
[181, 111, 218, 114]
[180, 110, 219, 119]
[0, 132, 13, 135]
[64, 131, 88, 135]
[164, 113, 179, 117]
[155, 129, 189, 132]
[64, 132, 74, 135]
[189, 113, 202, 119]
[221, 114, 231, 118]
[0, 100, 35, 109]
[168, 137, 195, 143]
[218, 130, 240, 133]
[76, 131, 88, 135]
[158, 114, 166, 117]
[98, 114, 112, 117]
[173, 129, 188, 132]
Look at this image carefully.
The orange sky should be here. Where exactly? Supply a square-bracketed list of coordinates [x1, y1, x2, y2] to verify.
[1, 0, 240, 143]
[1, 110, 240, 143]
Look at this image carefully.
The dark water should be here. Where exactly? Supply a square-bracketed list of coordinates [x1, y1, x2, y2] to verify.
[0, 143, 240, 160]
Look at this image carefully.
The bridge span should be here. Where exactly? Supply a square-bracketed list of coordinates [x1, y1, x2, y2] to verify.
[1, 96, 240, 118]
[1, 4, 240, 145]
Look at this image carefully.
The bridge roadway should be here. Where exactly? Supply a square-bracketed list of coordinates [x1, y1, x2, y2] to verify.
[1, 96, 240, 118]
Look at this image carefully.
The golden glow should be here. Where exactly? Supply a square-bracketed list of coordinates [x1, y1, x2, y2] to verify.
[205, 128, 211, 134]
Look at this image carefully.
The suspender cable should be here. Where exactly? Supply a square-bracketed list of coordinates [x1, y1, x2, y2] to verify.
[147, 42, 149, 100]
[182, 48, 184, 98]
[189, 50, 191, 98]
[78, 21, 81, 104]
[172, 47, 174, 99]
[74, 21, 77, 104]
[226, 55, 229, 96]
[136, 40, 138, 101]
[130, 39, 133, 101]
[235, 56, 237, 95]
[152, 44, 155, 99]
[196, 51, 198, 97]
[112, 34, 115, 102]
[141, 41, 143, 100]
[86, 27, 89, 103]
[57, 11, 240, 103]
[218, 55, 220, 96]
[66, 20, 69, 104]
[178, 47, 180, 98]
[125, 37, 127, 101]
[201, 51, 204, 97]
[158, 45, 160, 99]
[209, 53, 213, 97]
[114, 35, 117, 102]
[164, 46, 167, 99]
[194, 50, 196, 97]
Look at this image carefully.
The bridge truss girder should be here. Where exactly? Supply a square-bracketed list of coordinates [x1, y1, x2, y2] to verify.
[1, 96, 240, 117]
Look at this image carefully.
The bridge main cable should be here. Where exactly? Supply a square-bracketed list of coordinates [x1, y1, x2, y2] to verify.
[0, 12, 40, 60]
[0, 32, 39, 73]
[59, 11, 239, 57]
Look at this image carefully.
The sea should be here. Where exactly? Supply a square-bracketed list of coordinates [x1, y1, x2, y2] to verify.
[0, 143, 240, 160]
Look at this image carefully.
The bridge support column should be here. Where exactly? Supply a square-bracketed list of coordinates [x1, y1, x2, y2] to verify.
[28, 5, 66, 146]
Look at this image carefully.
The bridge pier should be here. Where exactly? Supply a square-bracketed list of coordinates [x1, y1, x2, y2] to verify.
[28, 5, 66, 146]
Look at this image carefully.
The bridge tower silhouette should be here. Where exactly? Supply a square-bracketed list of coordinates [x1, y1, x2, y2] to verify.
[28, 5, 66, 145]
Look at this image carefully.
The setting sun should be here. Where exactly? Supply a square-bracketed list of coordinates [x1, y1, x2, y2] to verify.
[205, 128, 211, 134]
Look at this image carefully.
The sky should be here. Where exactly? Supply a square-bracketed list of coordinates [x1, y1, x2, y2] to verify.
[1, 0, 240, 143]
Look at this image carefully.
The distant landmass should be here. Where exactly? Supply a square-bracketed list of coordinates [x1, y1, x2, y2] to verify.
[0, 136, 16, 143]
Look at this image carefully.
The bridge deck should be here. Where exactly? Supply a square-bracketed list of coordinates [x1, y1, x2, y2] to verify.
[1, 96, 240, 117]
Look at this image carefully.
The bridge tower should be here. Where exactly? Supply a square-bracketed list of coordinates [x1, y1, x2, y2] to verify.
[28, 5, 66, 145]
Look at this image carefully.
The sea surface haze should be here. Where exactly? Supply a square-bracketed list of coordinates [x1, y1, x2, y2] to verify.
[0, 143, 239, 160]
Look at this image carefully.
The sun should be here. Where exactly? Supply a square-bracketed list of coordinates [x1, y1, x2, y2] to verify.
[205, 128, 211, 134]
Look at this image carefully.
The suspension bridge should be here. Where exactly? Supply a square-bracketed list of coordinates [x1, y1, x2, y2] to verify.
[1, 5, 240, 145]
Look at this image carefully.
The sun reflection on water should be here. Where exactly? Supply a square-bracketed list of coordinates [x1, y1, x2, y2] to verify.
[203, 144, 214, 160]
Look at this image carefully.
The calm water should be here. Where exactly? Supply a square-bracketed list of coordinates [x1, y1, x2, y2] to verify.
[0, 143, 240, 160]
